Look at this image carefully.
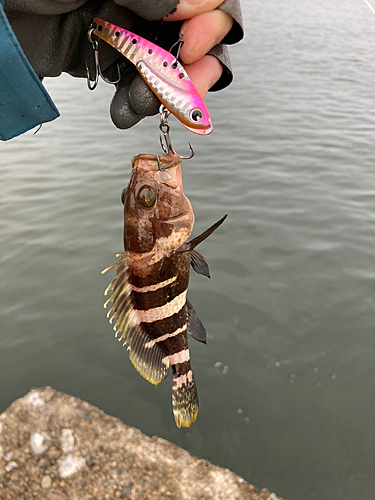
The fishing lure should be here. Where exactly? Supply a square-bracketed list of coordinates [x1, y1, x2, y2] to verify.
[90, 18, 213, 135]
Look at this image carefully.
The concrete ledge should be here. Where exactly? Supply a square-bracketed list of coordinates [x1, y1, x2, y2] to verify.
[0, 387, 284, 500]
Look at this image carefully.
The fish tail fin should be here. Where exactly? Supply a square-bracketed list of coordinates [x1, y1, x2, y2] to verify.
[172, 365, 199, 428]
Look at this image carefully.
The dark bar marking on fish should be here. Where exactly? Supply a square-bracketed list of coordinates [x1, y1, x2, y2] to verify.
[140, 308, 188, 351]
[132, 273, 188, 310]
[130, 252, 189, 288]
[135, 290, 187, 323]
[144, 325, 187, 349]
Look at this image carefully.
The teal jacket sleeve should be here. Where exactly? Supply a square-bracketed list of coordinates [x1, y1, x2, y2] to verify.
[0, 0, 59, 141]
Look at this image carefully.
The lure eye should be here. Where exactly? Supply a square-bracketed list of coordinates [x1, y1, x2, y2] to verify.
[137, 185, 156, 208]
[190, 108, 203, 123]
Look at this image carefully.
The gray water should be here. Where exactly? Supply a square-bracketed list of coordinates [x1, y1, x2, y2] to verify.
[1, 1, 375, 498]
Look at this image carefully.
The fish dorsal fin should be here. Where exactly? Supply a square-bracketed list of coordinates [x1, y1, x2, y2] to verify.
[190, 249, 210, 278]
[187, 299, 207, 344]
[102, 255, 169, 385]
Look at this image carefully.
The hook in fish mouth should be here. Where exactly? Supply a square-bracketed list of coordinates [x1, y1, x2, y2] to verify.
[156, 155, 187, 172]
[154, 164, 181, 189]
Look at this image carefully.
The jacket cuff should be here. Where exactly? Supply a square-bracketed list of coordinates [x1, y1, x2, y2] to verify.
[114, 0, 179, 21]
[207, 43, 232, 92]
[0, 1, 59, 140]
[218, 0, 244, 45]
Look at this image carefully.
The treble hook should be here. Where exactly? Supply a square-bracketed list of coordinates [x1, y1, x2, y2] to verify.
[86, 26, 121, 90]
[158, 106, 194, 170]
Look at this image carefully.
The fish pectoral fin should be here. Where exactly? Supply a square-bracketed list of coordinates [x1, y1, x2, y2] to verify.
[177, 214, 227, 277]
[185, 214, 227, 249]
[190, 250, 210, 278]
[187, 299, 207, 344]
[103, 254, 169, 386]
[176, 214, 228, 256]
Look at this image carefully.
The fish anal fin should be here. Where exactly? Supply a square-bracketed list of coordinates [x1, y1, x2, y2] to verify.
[128, 326, 169, 385]
[187, 299, 207, 344]
[190, 249, 210, 278]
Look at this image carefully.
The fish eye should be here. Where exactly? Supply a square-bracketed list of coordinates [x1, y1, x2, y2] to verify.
[137, 185, 156, 208]
[190, 108, 203, 123]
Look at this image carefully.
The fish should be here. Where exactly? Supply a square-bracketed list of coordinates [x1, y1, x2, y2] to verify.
[102, 152, 226, 427]
[92, 17, 213, 135]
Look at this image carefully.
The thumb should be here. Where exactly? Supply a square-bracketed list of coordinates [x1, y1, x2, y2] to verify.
[184, 55, 223, 98]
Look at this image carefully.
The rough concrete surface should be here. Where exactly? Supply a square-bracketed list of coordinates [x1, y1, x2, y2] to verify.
[0, 387, 284, 500]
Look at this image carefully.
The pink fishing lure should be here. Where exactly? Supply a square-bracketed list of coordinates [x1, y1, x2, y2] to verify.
[92, 18, 213, 135]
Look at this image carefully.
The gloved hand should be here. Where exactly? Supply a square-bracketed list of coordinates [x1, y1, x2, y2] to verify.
[4, 0, 243, 130]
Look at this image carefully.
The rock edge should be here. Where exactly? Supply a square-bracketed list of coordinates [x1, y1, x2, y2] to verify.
[0, 387, 284, 500]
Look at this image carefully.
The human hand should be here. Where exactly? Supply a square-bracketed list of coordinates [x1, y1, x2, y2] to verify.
[5, 0, 238, 131]
[163, 0, 234, 98]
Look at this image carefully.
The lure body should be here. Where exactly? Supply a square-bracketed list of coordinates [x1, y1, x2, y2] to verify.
[92, 18, 213, 135]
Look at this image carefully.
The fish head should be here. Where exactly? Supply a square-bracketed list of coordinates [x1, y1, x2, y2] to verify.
[123, 154, 194, 255]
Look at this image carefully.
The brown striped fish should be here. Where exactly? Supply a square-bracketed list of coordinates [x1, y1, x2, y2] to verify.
[102, 152, 226, 427]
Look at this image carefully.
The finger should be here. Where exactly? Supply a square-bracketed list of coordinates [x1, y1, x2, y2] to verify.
[110, 84, 144, 129]
[179, 11, 234, 65]
[184, 54, 223, 98]
[163, 0, 224, 21]
[129, 75, 160, 116]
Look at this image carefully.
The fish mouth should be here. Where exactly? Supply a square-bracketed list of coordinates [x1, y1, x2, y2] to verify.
[156, 209, 193, 226]
[165, 213, 189, 222]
